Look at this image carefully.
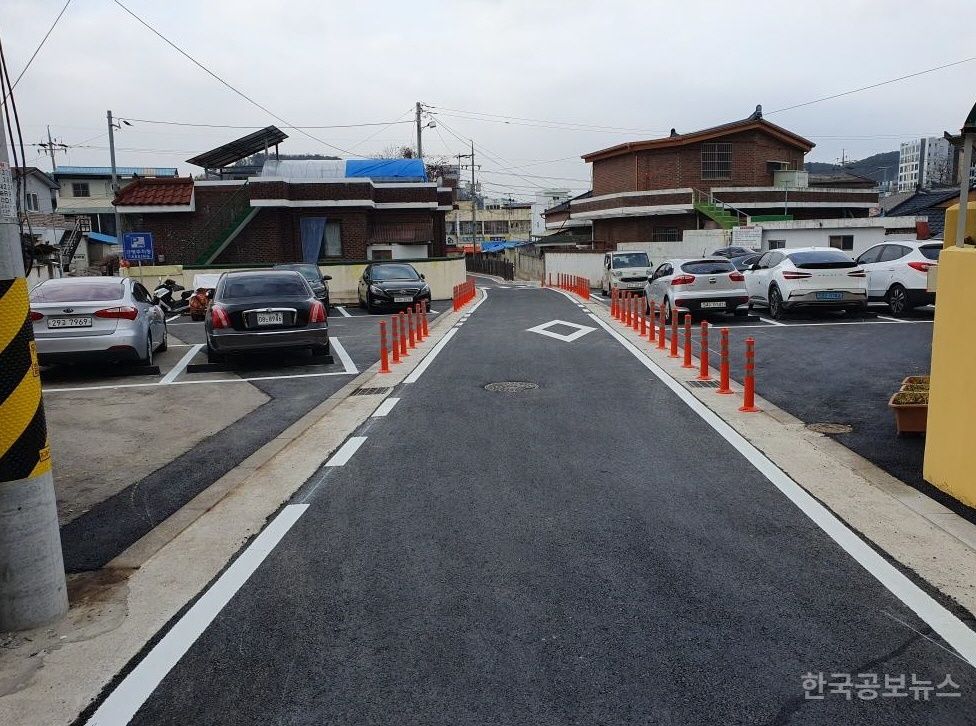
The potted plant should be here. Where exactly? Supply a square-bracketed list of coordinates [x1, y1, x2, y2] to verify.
[889, 389, 929, 435]
[902, 375, 930, 386]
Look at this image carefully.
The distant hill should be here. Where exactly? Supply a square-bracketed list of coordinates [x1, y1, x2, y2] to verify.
[805, 151, 899, 184]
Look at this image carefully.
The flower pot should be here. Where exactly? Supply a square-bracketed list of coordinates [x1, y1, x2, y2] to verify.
[889, 392, 928, 435]
[902, 376, 930, 387]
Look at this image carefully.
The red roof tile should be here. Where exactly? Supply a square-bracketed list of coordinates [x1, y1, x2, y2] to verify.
[114, 177, 194, 206]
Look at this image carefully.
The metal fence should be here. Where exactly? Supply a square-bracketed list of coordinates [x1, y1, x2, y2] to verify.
[466, 253, 514, 280]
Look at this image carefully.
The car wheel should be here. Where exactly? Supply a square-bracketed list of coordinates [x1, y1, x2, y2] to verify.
[366, 296, 379, 314]
[158, 324, 168, 352]
[140, 333, 153, 366]
[768, 286, 786, 320]
[358, 291, 367, 310]
[886, 284, 912, 316]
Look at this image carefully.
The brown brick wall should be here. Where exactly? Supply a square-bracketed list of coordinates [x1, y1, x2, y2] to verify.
[573, 191, 692, 214]
[591, 214, 698, 249]
[592, 155, 633, 196]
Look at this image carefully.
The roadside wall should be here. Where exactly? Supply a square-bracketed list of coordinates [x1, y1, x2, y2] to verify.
[544, 252, 605, 288]
[507, 247, 544, 282]
[618, 235, 725, 264]
[120, 256, 467, 304]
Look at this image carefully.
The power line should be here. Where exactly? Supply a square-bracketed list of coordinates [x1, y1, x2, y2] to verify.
[111, 0, 358, 157]
[2, 0, 72, 101]
[427, 105, 665, 134]
[346, 108, 414, 152]
[117, 116, 415, 130]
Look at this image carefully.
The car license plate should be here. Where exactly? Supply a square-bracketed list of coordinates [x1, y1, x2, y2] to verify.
[699, 301, 725, 309]
[48, 316, 92, 328]
[255, 312, 284, 326]
[394, 296, 413, 303]
[816, 291, 843, 301]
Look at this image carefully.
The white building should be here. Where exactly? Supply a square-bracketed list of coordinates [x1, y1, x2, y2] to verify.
[531, 188, 572, 237]
[897, 137, 954, 192]
[755, 216, 923, 257]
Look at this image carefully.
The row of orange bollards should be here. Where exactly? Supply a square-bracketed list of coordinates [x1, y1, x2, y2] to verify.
[452, 280, 476, 312]
[611, 294, 760, 413]
[379, 301, 429, 374]
[546, 272, 590, 300]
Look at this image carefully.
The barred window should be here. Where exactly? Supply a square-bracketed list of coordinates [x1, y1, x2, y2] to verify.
[652, 227, 680, 242]
[483, 220, 509, 235]
[701, 142, 732, 180]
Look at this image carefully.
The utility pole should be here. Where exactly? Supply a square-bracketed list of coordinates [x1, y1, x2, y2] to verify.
[457, 146, 479, 250]
[415, 101, 423, 160]
[107, 110, 122, 243]
[0, 98, 69, 630]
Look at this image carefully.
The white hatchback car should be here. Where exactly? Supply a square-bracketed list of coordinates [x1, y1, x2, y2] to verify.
[644, 257, 748, 323]
[744, 247, 868, 319]
[854, 240, 941, 315]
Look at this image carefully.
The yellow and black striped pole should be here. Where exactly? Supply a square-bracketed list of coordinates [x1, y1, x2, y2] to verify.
[0, 151, 68, 630]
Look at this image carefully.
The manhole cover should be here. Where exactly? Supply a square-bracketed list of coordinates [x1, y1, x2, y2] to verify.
[484, 381, 539, 393]
[807, 422, 853, 435]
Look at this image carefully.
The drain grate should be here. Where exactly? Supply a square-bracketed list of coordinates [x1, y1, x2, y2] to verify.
[484, 381, 539, 393]
[806, 422, 853, 435]
[352, 386, 393, 396]
[685, 380, 721, 388]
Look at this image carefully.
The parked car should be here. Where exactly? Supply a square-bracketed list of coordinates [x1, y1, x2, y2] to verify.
[711, 245, 758, 259]
[601, 251, 653, 296]
[744, 247, 867, 319]
[731, 253, 762, 271]
[644, 257, 748, 323]
[273, 263, 332, 307]
[854, 241, 941, 315]
[356, 262, 431, 313]
[30, 276, 167, 365]
[205, 270, 331, 364]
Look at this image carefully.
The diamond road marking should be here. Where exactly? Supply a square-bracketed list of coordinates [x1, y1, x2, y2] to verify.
[526, 319, 597, 343]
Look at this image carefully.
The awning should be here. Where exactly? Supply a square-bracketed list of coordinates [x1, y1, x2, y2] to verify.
[86, 231, 119, 245]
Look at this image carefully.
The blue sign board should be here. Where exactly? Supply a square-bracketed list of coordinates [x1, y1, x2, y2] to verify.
[122, 232, 154, 262]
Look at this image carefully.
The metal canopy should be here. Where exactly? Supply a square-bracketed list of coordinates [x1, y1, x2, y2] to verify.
[186, 126, 288, 169]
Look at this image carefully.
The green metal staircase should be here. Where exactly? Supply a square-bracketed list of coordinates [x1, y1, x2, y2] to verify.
[692, 190, 745, 230]
[192, 182, 257, 265]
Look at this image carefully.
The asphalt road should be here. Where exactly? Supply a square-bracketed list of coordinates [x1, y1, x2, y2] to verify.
[57, 303, 448, 572]
[103, 284, 974, 725]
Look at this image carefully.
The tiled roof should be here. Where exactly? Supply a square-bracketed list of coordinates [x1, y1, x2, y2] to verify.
[884, 186, 973, 238]
[114, 177, 194, 206]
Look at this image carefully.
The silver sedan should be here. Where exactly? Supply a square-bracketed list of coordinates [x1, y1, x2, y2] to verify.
[30, 277, 168, 366]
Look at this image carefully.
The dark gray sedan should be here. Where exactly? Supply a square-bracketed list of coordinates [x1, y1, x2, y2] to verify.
[205, 270, 332, 365]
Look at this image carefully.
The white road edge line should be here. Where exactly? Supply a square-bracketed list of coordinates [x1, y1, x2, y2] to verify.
[334, 306, 352, 317]
[159, 344, 203, 385]
[331, 337, 358, 374]
[371, 397, 400, 417]
[876, 315, 909, 323]
[325, 436, 367, 466]
[165, 314, 181, 323]
[84, 503, 309, 726]
[404, 329, 457, 382]
[758, 317, 787, 326]
[586, 310, 976, 667]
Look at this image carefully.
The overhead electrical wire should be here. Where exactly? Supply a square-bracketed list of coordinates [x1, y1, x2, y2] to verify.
[0, 32, 35, 272]
[117, 116, 416, 131]
[2, 0, 72, 102]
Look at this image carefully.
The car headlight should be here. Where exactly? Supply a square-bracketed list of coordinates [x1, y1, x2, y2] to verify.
[420, 283, 430, 294]
[611, 270, 622, 278]
[369, 284, 385, 295]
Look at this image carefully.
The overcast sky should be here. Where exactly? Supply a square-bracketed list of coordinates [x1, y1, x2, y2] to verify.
[3, 0, 974, 199]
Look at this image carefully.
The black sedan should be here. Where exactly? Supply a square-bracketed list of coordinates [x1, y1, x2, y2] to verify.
[205, 270, 332, 365]
[731, 253, 762, 271]
[357, 262, 431, 313]
[273, 263, 332, 307]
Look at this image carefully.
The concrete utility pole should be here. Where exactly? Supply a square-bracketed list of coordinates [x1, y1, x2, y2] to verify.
[107, 110, 122, 242]
[0, 100, 68, 631]
[956, 101, 976, 248]
[415, 101, 423, 160]
[470, 140, 477, 250]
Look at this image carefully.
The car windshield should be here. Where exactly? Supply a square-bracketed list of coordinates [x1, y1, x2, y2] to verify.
[221, 275, 309, 299]
[787, 250, 857, 269]
[920, 245, 942, 261]
[682, 260, 733, 274]
[274, 264, 322, 284]
[732, 255, 759, 270]
[612, 253, 649, 269]
[30, 280, 124, 302]
[371, 264, 420, 281]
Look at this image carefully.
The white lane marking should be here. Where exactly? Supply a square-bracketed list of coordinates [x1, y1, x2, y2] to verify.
[758, 317, 787, 326]
[721, 319, 933, 331]
[325, 436, 367, 466]
[85, 503, 309, 726]
[403, 329, 458, 384]
[587, 310, 976, 667]
[526, 319, 596, 343]
[334, 306, 352, 318]
[330, 337, 358, 374]
[371, 397, 400, 417]
[166, 314, 181, 323]
[876, 315, 909, 323]
[159, 344, 203, 385]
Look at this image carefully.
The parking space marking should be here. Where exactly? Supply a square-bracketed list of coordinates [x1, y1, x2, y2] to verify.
[758, 317, 787, 327]
[84, 503, 309, 726]
[325, 436, 367, 466]
[371, 398, 400, 417]
[160, 344, 204, 385]
[723, 319, 933, 331]
[876, 315, 909, 323]
[334, 306, 352, 318]
[166, 314, 181, 323]
[584, 307, 976, 666]
[331, 338, 357, 374]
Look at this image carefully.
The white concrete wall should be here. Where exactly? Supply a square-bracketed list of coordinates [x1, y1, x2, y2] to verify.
[760, 226, 885, 256]
[366, 244, 430, 261]
[618, 234, 726, 265]
[543, 252, 605, 288]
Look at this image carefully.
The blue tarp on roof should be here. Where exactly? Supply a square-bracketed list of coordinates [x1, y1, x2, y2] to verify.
[480, 240, 531, 253]
[345, 159, 427, 181]
[87, 232, 119, 245]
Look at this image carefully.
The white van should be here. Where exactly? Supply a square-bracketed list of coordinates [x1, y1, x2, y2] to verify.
[601, 251, 653, 295]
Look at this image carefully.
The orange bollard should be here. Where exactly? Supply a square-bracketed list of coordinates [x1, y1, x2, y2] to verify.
[682, 314, 694, 368]
[624, 293, 631, 327]
[633, 296, 640, 331]
[611, 288, 618, 318]
[421, 300, 429, 338]
[399, 311, 409, 356]
[739, 337, 761, 412]
[697, 321, 711, 381]
[639, 302, 647, 336]
[391, 317, 401, 364]
[414, 305, 423, 343]
[657, 303, 666, 349]
[407, 306, 416, 348]
[669, 311, 679, 358]
[717, 328, 732, 394]
[379, 321, 390, 373]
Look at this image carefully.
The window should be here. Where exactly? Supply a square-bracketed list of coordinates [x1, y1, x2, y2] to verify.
[829, 235, 854, 251]
[701, 142, 732, 180]
[879, 244, 910, 262]
[132, 283, 152, 303]
[26, 192, 39, 211]
[71, 182, 90, 198]
[652, 227, 680, 242]
[856, 246, 883, 265]
[483, 220, 508, 235]
[370, 248, 393, 260]
[299, 217, 342, 261]
[767, 239, 786, 250]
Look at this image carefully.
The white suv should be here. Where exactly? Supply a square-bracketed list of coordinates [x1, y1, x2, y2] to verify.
[854, 241, 941, 315]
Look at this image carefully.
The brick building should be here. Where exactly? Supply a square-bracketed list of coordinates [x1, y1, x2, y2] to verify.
[545, 108, 880, 249]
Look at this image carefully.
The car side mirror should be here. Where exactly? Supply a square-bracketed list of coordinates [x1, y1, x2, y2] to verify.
[206, 289, 214, 300]
[420, 273, 426, 280]
[322, 275, 332, 281]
